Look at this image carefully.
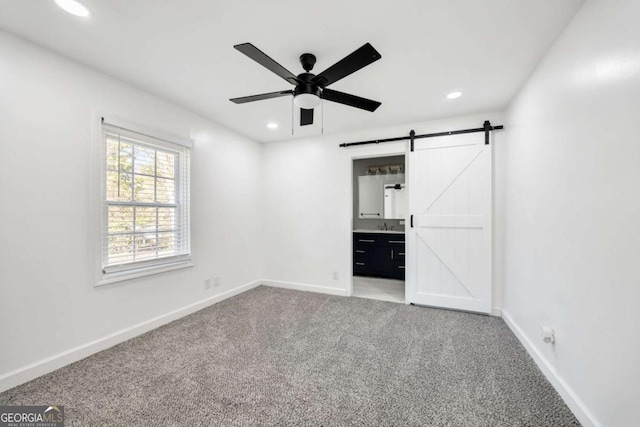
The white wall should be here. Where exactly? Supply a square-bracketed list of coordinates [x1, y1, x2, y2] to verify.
[502, 0, 640, 425]
[262, 112, 506, 311]
[0, 31, 263, 390]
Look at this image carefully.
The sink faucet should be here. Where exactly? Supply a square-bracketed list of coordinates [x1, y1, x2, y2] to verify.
[382, 222, 387, 230]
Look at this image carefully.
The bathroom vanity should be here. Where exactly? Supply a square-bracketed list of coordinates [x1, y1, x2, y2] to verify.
[353, 230, 405, 280]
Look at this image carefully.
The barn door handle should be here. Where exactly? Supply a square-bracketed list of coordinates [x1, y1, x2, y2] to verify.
[410, 214, 414, 228]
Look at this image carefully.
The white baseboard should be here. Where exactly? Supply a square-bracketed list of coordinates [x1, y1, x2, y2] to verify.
[491, 307, 502, 317]
[0, 280, 261, 394]
[501, 310, 602, 427]
[261, 279, 347, 296]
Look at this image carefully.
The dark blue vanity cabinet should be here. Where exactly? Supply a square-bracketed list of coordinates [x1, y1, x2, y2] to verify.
[353, 232, 405, 280]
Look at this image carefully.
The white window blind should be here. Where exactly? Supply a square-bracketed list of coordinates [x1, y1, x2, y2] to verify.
[101, 122, 191, 275]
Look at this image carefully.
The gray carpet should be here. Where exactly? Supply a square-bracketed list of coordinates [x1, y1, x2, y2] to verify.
[0, 286, 580, 426]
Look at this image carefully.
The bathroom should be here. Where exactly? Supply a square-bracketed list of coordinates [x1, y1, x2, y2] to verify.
[352, 155, 406, 302]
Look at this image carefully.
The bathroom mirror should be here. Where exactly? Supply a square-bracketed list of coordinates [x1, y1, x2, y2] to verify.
[384, 183, 406, 219]
[358, 175, 384, 218]
[357, 173, 405, 219]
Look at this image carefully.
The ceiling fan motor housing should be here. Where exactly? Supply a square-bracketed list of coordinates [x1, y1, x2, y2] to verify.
[294, 73, 321, 99]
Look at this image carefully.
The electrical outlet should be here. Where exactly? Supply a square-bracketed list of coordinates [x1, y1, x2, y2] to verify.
[213, 276, 221, 287]
[204, 278, 212, 290]
[332, 271, 339, 280]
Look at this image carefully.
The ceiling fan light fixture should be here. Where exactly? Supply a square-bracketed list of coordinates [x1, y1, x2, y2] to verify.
[293, 93, 321, 109]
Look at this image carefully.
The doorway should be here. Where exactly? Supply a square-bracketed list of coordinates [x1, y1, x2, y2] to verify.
[345, 125, 494, 314]
[350, 155, 407, 303]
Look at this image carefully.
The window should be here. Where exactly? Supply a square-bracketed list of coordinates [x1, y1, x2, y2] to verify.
[101, 121, 191, 279]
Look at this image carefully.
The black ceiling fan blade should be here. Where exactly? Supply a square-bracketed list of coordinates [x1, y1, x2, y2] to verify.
[322, 89, 381, 112]
[312, 43, 381, 88]
[234, 43, 300, 85]
[230, 90, 293, 104]
[300, 108, 314, 126]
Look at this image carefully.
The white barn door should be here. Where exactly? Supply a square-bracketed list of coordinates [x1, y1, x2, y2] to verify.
[406, 132, 492, 314]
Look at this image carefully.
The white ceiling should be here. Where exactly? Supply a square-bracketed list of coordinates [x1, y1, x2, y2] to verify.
[0, 0, 583, 142]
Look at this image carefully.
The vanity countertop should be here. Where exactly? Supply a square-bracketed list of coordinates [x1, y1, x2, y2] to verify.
[353, 229, 405, 235]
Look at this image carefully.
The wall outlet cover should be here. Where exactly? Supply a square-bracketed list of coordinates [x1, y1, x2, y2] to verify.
[542, 326, 556, 344]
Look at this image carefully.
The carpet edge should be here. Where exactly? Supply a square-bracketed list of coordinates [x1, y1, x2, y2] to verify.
[502, 309, 601, 427]
[0, 279, 262, 393]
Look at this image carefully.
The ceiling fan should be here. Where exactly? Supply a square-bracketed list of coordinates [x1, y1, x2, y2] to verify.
[230, 42, 382, 126]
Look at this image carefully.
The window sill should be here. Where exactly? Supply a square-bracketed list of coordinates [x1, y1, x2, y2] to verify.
[96, 260, 194, 287]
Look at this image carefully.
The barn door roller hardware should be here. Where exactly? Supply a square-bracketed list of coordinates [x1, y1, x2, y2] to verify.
[339, 120, 504, 149]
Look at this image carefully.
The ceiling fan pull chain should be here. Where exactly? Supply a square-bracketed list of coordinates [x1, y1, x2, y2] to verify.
[291, 94, 294, 136]
[321, 95, 324, 135]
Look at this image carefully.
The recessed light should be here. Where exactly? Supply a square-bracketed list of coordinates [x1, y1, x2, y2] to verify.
[447, 91, 462, 99]
[266, 122, 278, 129]
[55, 0, 90, 17]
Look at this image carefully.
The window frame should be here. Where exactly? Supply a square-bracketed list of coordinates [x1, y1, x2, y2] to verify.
[95, 115, 193, 286]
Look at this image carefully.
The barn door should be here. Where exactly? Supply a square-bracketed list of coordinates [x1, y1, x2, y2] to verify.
[406, 132, 492, 314]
